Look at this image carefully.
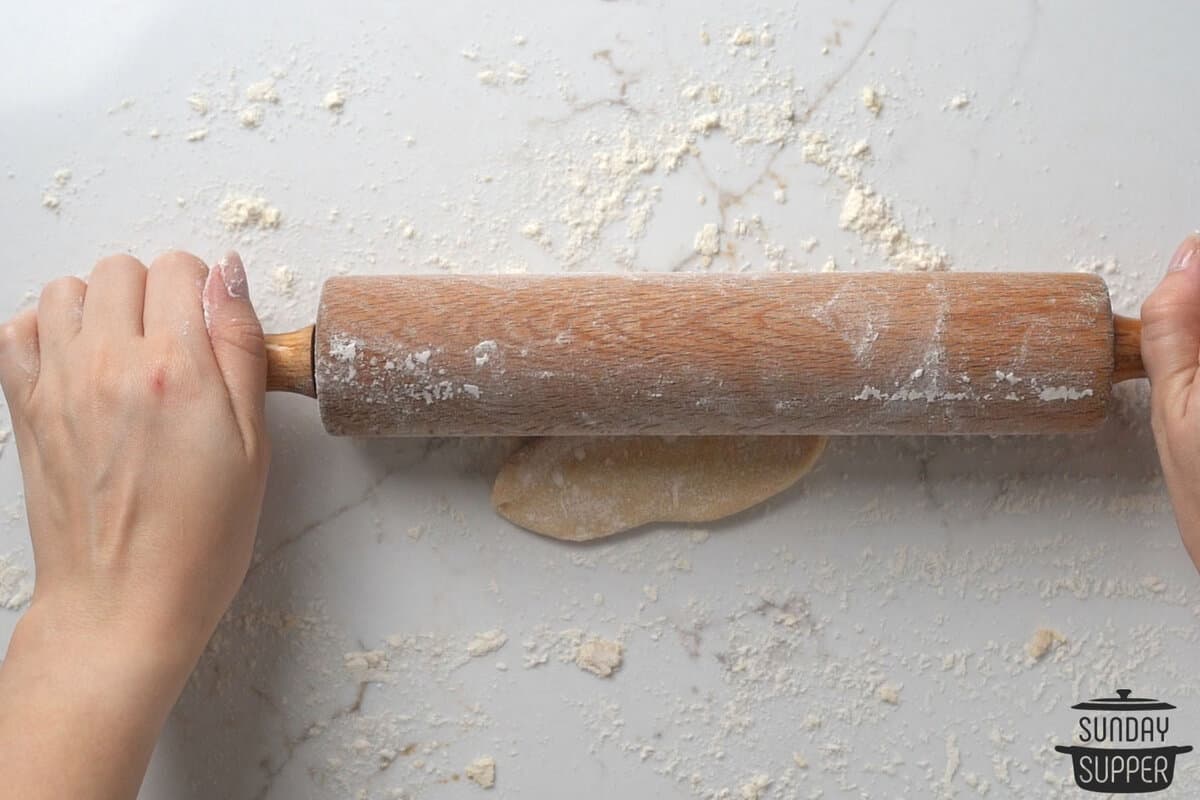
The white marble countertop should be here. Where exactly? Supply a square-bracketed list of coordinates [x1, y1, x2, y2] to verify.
[3, 1, 1200, 798]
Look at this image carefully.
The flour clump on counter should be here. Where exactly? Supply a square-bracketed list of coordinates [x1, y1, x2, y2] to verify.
[729, 27, 756, 47]
[575, 637, 624, 677]
[341, 649, 390, 682]
[798, 129, 950, 270]
[877, 682, 902, 704]
[861, 85, 883, 116]
[1025, 627, 1065, 661]
[186, 94, 208, 115]
[507, 62, 529, 84]
[245, 79, 279, 103]
[322, 89, 346, 112]
[838, 184, 948, 270]
[693, 222, 722, 266]
[946, 93, 970, 110]
[238, 105, 264, 128]
[739, 774, 771, 799]
[219, 194, 282, 230]
[465, 756, 496, 788]
[0, 552, 32, 610]
[466, 628, 508, 657]
[271, 265, 298, 296]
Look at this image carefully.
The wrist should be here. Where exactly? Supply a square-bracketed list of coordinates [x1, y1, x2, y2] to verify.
[5, 599, 198, 723]
[0, 602, 194, 800]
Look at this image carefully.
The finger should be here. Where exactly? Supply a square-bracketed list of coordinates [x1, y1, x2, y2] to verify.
[0, 309, 40, 414]
[36, 276, 87, 357]
[82, 254, 147, 337]
[143, 250, 210, 344]
[203, 251, 267, 451]
[1141, 234, 1200, 420]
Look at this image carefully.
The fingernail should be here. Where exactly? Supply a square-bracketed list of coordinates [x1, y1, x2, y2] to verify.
[1168, 235, 1200, 272]
[217, 251, 249, 299]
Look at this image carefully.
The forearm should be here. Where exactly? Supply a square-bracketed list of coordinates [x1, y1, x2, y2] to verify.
[0, 606, 193, 800]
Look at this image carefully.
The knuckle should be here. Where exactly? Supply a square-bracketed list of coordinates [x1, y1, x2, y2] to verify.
[90, 253, 147, 284]
[86, 366, 117, 407]
[1139, 283, 1194, 330]
[1138, 296, 1183, 347]
[81, 342, 126, 403]
[101, 373, 145, 411]
[0, 318, 28, 368]
[40, 276, 86, 305]
[0, 310, 34, 349]
[150, 249, 208, 280]
[1139, 293, 1167, 324]
[214, 317, 266, 358]
[71, 337, 214, 414]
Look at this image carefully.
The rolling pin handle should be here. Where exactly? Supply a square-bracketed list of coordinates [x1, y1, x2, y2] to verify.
[1112, 314, 1145, 383]
[265, 325, 317, 398]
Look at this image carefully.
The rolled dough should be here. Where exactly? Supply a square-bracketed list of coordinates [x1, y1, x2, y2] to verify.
[491, 436, 827, 541]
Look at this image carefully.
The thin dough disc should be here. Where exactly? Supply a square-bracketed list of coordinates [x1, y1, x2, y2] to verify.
[491, 436, 827, 541]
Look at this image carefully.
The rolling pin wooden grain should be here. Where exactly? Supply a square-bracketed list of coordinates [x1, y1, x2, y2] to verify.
[263, 272, 1144, 436]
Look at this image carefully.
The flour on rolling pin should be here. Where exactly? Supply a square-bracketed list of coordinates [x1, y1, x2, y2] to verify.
[307, 272, 1121, 437]
[323, 335, 483, 406]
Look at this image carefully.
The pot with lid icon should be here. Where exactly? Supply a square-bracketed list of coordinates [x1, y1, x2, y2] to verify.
[1055, 689, 1192, 793]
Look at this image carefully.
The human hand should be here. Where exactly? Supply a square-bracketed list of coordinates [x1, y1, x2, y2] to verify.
[0, 250, 269, 666]
[1141, 234, 1200, 571]
[0, 250, 269, 799]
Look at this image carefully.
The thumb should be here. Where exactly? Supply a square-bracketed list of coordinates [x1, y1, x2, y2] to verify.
[204, 251, 267, 447]
[1141, 234, 1200, 419]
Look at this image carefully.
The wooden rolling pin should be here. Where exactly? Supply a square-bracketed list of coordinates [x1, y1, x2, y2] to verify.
[263, 272, 1144, 436]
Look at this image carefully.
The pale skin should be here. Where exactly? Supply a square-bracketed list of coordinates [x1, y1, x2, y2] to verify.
[1, 240, 1200, 798]
[1141, 233, 1200, 565]
[0, 251, 269, 800]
